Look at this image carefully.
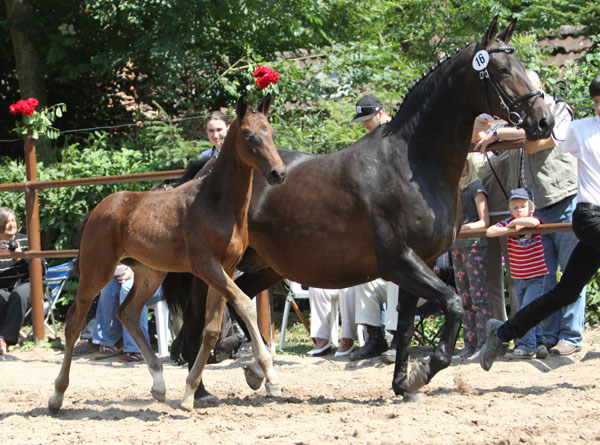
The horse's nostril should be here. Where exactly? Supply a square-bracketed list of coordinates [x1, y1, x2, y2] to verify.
[271, 169, 286, 184]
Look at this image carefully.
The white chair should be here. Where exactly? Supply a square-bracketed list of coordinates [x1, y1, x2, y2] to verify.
[147, 299, 173, 358]
[279, 282, 339, 350]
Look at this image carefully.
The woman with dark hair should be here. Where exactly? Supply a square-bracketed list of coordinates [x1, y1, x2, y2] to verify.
[0, 207, 30, 354]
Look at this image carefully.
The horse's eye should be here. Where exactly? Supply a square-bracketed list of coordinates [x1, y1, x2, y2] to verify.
[498, 66, 510, 75]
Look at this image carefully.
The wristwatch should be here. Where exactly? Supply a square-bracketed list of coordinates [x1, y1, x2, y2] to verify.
[492, 129, 502, 142]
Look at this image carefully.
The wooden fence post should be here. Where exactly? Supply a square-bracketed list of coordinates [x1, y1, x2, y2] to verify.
[24, 133, 45, 344]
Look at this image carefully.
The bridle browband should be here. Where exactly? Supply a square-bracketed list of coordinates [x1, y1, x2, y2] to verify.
[477, 43, 543, 126]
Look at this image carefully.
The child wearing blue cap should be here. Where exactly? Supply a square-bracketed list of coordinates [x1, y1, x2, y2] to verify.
[486, 187, 549, 359]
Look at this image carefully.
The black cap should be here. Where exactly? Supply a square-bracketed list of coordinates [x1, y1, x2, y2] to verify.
[352, 95, 383, 122]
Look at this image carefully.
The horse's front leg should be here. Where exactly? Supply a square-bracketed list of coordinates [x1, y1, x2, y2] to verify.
[390, 291, 419, 397]
[179, 287, 226, 411]
[201, 266, 281, 398]
[117, 268, 167, 402]
[383, 250, 463, 398]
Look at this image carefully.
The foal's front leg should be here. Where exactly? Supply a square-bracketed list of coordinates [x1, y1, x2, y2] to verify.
[179, 287, 225, 411]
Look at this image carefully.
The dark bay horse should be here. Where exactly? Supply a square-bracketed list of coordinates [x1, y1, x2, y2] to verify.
[170, 17, 554, 400]
[48, 94, 286, 413]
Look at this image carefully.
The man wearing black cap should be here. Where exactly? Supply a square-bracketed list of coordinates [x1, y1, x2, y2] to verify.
[352, 95, 392, 131]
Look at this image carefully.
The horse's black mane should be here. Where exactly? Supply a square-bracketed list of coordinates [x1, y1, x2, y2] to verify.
[389, 42, 473, 130]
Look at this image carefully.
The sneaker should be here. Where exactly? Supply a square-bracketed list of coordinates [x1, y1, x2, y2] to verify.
[73, 340, 99, 356]
[535, 344, 549, 359]
[550, 341, 581, 356]
[380, 345, 396, 364]
[466, 349, 482, 362]
[480, 319, 505, 371]
[452, 346, 476, 361]
[505, 347, 534, 360]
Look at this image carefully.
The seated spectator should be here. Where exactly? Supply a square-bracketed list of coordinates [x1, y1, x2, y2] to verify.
[306, 287, 356, 357]
[90, 264, 164, 362]
[0, 207, 30, 355]
[486, 188, 550, 359]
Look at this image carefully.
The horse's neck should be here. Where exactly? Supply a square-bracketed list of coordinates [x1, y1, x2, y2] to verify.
[393, 59, 477, 191]
[204, 137, 254, 220]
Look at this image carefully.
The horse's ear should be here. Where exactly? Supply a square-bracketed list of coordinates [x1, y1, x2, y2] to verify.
[257, 93, 271, 118]
[480, 15, 499, 47]
[237, 96, 247, 121]
[496, 18, 517, 44]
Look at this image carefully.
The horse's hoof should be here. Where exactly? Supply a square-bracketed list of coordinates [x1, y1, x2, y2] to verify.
[408, 364, 428, 393]
[403, 392, 427, 403]
[179, 398, 194, 412]
[243, 364, 265, 390]
[48, 393, 63, 414]
[265, 382, 282, 397]
[151, 388, 166, 402]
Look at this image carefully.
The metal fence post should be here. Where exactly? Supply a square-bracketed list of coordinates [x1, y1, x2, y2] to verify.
[24, 133, 45, 344]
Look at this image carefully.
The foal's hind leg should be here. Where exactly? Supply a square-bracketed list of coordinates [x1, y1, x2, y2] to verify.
[49, 270, 115, 413]
[117, 266, 167, 401]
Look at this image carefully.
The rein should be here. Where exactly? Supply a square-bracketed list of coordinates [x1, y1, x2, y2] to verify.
[476, 43, 543, 127]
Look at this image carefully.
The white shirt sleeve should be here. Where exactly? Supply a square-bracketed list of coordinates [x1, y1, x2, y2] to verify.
[550, 100, 573, 145]
[556, 120, 580, 155]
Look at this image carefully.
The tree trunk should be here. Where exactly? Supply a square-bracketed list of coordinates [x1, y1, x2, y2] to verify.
[4, 0, 50, 159]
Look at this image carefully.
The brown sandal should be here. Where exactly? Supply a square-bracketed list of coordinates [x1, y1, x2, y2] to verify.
[117, 352, 144, 362]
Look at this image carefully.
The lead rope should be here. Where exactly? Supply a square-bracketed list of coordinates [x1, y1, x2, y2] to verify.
[484, 151, 510, 201]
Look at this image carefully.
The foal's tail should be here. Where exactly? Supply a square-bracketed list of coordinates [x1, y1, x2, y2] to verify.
[71, 211, 93, 278]
[162, 272, 195, 315]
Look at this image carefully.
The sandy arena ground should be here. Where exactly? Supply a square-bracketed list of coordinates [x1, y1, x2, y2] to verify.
[2, 328, 600, 444]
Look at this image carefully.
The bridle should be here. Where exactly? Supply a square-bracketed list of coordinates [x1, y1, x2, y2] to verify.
[476, 43, 543, 126]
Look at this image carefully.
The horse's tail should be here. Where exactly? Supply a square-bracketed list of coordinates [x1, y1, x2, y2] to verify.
[162, 272, 195, 315]
[71, 211, 93, 277]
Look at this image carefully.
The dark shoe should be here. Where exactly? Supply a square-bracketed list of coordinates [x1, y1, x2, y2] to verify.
[550, 341, 581, 356]
[480, 319, 505, 371]
[535, 344, 549, 359]
[117, 352, 144, 362]
[380, 345, 396, 364]
[92, 344, 122, 360]
[348, 325, 387, 361]
[505, 347, 534, 360]
[73, 340, 99, 356]
[306, 343, 332, 357]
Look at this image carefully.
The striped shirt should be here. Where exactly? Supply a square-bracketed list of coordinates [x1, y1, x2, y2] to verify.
[496, 217, 548, 280]
[0, 233, 29, 290]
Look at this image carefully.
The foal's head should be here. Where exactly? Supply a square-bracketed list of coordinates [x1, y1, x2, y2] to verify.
[232, 94, 286, 185]
[470, 16, 554, 141]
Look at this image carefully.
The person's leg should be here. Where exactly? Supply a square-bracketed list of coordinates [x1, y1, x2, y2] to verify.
[0, 283, 31, 346]
[553, 229, 586, 348]
[452, 248, 477, 355]
[468, 247, 491, 350]
[119, 278, 150, 353]
[308, 287, 332, 343]
[540, 231, 560, 347]
[486, 216, 508, 321]
[92, 277, 124, 347]
[349, 280, 387, 360]
[339, 287, 356, 341]
[513, 277, 545, 353]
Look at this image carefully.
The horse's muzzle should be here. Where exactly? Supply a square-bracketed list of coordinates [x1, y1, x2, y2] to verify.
[268, 168, 286, 185]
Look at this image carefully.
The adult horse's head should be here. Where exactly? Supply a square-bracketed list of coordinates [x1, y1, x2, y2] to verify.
[233, 94, 286, 185]
[472, 16, 554, 140]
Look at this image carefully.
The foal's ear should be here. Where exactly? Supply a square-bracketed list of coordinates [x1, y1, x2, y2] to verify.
[496, 18, 517, 44]
[257, 93, 271, 118]
[480, 15, 499, 47]
[237, 96, 248, 121]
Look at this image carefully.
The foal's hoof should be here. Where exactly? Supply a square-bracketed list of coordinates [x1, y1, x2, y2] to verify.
[265, 382, 283, 397]
[179, 397, 194, 412]
[151, 388, 166, 402]
[243, 363, 265, 390]
[403, 392, 427, 403]
[48, 393, 63, 414]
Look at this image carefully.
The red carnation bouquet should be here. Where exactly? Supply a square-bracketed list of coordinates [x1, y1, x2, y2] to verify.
[9, 97, 39, 116]
[8, 97, 66, 140]
[254, 65, 280, 89]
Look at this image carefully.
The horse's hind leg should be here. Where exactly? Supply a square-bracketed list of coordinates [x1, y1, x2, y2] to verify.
[49, 273, 114, 413]
[180, 287, 226, 411]
[117, 267, 167, 401]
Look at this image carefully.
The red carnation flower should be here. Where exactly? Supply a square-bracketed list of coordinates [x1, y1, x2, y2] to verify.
[253, 65, 280, 89]
[9, 97, 39, 116]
